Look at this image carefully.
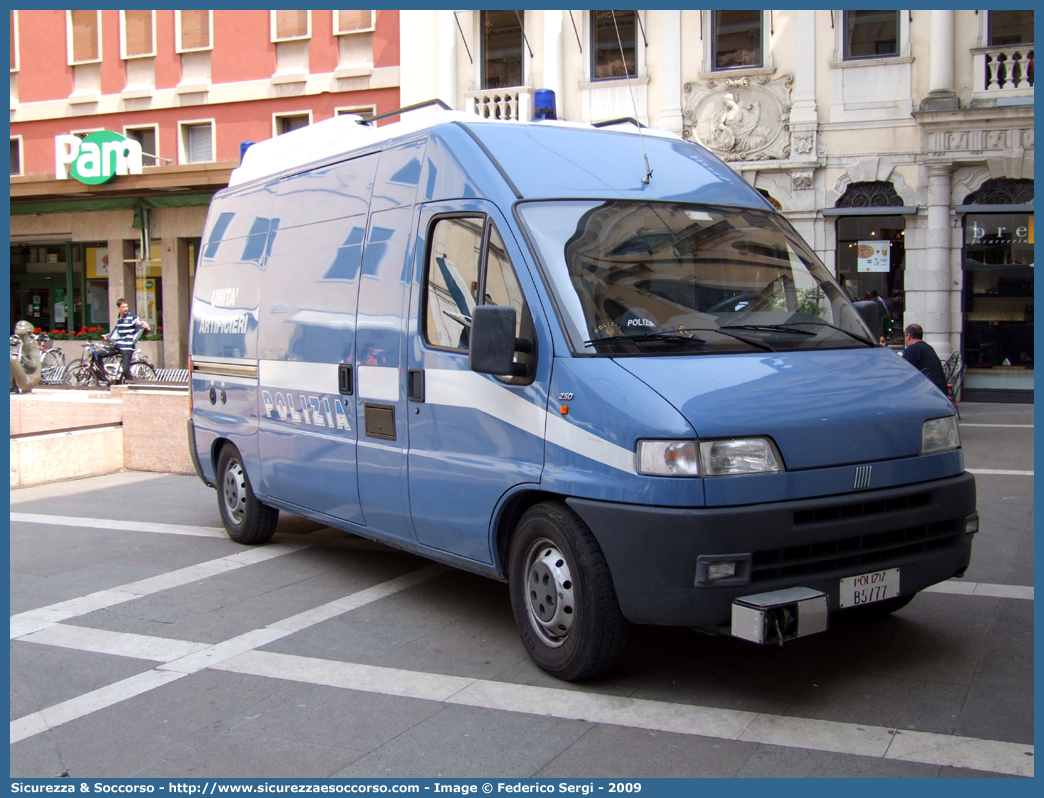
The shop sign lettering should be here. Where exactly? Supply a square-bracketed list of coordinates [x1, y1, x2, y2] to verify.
[967, 219, 1031, 246]
[55, 131, 143, 184]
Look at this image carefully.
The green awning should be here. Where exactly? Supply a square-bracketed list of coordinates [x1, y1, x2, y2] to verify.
[10, 193, 217, 215]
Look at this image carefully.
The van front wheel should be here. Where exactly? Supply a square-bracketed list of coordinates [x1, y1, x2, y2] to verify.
[508, 502, 629, 681]
[217, 445, 278, 544]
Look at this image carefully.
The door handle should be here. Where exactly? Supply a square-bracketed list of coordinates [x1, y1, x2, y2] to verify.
[338, 364, 353, 395]
[407, 368, 425, 402]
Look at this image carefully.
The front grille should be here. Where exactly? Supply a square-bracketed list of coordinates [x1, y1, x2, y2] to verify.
[751, 518, 963, 583]
[793, 491, 930, 526]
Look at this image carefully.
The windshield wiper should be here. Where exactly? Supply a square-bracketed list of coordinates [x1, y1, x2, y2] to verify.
[586, 328, 776, 353]
[721, 323, 817, 336]
[585, 332, 707, 346]
[775, 320, 876, 347]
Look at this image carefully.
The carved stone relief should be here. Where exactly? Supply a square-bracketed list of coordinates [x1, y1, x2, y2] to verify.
[682, 75, 793, 161]
[792, 132, 815, 156]
[926, 128, 1033, 155]
[791, 170, 814, 191]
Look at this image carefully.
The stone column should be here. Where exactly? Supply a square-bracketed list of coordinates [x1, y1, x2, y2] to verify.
[107, 239, 137, 317]
[542, 10, 564, 115]
[658, 10, 683, 134]
[437, 10, 458, 109]
[915, 162, 955, 358]
[789, 10, 819, 161]
[161, 237, 191, 368]
[919, 10, 958, 111]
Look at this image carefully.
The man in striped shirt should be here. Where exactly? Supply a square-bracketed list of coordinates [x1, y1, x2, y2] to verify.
[103, 298, 150, 383]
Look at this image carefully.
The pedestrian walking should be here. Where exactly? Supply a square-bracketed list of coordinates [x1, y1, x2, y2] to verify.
[901, 323, 948, 396]
[103, 299, 150, 383]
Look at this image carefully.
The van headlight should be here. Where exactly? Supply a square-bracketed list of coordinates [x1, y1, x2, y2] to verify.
[635, 438, 785, 477]
[636, 440, 700, 476]
[699, 437, 783, 476]
[922, 416, 960, 454]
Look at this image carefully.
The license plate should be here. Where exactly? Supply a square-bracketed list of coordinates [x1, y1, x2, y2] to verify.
[839, 568, 900, 608]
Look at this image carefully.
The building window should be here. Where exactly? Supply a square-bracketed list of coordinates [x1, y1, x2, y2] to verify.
[272, 10, 310, 42]
[481, 10, 524, 90]
[176, 10, 212, 52]
[334, 10, 374, 35]
[10, 137, 22, 176]
[962, 196, 1034, 379]
[989, 10, 1034, 46]
[120, 10, 155, 59]
[274, 113, 311, 136]
[713, 10, 762, 70]
[180, 121, 214, 163]
[67, 10, 101, 65]
[125, 126, 158, 166]
[10, 10, 19, 72]
[336, 106, 376, 121]
[591, 10, 636, 80]
[844, 10, 899, 60]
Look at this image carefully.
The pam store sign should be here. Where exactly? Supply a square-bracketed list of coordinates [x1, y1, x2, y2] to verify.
[55, 131, 143, 184]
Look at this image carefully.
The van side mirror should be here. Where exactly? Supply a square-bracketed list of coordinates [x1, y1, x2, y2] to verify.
[470, 305, 529, 377]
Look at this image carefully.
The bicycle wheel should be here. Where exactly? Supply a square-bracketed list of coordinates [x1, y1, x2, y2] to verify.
[67, 363, 98, 387]
[40, 349, 65, 382]
[130, 361, 156, 381]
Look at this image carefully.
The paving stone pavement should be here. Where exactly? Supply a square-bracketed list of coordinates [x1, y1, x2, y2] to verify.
[9, 403, 1033, 778]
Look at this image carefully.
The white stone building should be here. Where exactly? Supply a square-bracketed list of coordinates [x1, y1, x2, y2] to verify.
[401, 9, 1034, 401]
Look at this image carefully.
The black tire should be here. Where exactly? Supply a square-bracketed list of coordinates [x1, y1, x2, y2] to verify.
[216, 444, 278, 544]
[130, 361, 156, 381]
[67, 363, 98, 387]
[508, 501, 629, 681]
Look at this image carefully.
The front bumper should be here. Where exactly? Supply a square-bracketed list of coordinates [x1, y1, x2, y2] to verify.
[567, 472, 977, 627]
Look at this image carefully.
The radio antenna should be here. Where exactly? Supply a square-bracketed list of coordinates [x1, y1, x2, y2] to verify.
[613, 11, 652, 184]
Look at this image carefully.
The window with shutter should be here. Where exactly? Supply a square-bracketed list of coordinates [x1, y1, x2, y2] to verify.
[123, 10, 154, 58]
[335, 10, 374, 34]
[178, 10, 211, 51]
[185, 123, 213, 163]
[274, 10, 309, 41]
[10, 11, 18, 72]
[69, 10, 100, 64]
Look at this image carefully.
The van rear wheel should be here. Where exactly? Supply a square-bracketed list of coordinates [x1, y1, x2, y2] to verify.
[217, 444, 278, 544]
[508, 501, 629, 681]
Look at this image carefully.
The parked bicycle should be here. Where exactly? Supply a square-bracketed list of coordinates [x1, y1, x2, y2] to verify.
[66, 337, 156, 386]
[10, 331, 66, 383]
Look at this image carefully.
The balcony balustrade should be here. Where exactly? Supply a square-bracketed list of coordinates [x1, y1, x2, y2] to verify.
[464, 86, 532, 122]
[973, 45, 1034, 95]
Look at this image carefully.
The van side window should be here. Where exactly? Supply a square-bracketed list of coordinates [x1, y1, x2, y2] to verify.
[482, 224, 536, 385]
[483, 225, 528, 341]
[425, 216, 484, 351]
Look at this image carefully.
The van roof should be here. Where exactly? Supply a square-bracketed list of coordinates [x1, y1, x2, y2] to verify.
[230, 111, 686, 188]
[228, 111, 772, 211]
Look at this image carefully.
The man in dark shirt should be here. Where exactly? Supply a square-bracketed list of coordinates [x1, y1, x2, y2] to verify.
[901, 323, 949, 396]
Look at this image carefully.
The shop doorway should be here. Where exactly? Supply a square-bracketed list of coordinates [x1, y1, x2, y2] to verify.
[836, 215, 906, 343]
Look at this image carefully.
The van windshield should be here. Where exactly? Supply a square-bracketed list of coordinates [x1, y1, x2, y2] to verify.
[517, 200, 876, 355]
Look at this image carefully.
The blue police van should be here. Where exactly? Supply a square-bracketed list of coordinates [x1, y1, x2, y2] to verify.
[188, 105, 977, 680]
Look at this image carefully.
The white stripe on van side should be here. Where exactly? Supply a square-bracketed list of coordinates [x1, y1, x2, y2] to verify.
[424, 369, 546, 438]
[545, 412, 635, 473]
[358, 365, 400, 402]
[259, 360, 339, 395]
[424, 369, 634, 474]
